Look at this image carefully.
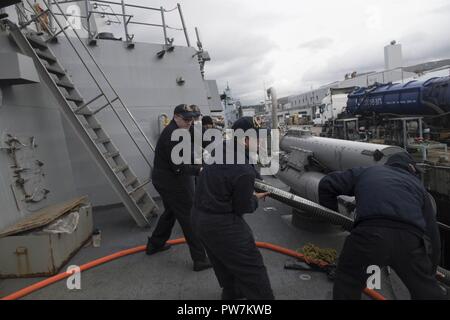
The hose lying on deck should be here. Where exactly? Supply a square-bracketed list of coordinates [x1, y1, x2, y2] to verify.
[0, 238, 385, 301]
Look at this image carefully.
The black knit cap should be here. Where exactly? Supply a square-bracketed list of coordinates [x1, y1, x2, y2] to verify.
[386, 152, 424, 174]
[232, 117, 258, 131]
[173, 104, 195, 119]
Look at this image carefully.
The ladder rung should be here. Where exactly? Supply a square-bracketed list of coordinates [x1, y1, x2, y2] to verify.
[45, 64, 66, 76]
[26, 33, 48, 50]
[131, 188, 146, 203]
[56, 79, 74, 89]
[96, 137, 111, 144]
[45, 25, 70, 42]
[73, 93, 104, 114]
[75, 108, 93, 115]
[36, 49, 56, 63]
[86, 123, 102, 130]
[92, 97, 119, 115]
[122, 176, 138, 188]
[104, 150, 120, 158]
[114, 164, 129, 173]
[64, 93, 83, 103]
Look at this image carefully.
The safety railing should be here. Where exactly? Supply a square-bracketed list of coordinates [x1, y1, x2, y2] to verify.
[47, 0, 191, 47]
[93, 2, 121, 26]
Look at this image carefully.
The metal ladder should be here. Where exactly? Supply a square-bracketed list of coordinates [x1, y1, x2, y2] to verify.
[4, 18, 158, 227]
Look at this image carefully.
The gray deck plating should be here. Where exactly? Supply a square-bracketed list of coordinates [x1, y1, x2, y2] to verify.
[0, 177, 405, 300]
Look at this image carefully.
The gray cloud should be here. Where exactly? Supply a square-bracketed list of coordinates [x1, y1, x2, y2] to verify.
[300, 45, 384, 86]
[401, 33, 450, 65]
[429, 3, 450, 14]
[207, 34, 278, 65]
[293, 25, 450, 96]
[203, 33, 278, 103]
[298, 37, 334, 51]
[210, 57, 275, 104]
[119, 0, 450, 105]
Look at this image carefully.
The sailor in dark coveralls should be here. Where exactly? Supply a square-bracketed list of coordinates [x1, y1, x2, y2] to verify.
[318, 152, 447, 299]
[146, 104, 211, 272]
[191, 117, 274, 300]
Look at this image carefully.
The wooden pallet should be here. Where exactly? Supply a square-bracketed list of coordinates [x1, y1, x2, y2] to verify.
[0, 196, 88, 238]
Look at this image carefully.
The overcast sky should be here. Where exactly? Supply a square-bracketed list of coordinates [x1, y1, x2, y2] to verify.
[106, 0, 450, 105]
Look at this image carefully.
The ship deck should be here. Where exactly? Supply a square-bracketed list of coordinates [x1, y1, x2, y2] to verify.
[0, 177, 409, 300]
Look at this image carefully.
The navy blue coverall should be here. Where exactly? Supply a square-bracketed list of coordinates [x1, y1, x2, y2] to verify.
[191, 141, 274, 300]
[319, 152, 445, 300]
[148, 119, 208, 263]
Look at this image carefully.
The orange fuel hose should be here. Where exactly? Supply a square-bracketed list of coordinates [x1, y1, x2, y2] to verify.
[1, 238, 385, 301]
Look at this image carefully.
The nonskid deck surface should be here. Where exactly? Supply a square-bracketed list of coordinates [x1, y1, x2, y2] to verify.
[0, 177, 405, 300]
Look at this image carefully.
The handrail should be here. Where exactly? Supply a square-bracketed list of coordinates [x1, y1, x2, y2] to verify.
[52, 0, 162, 11]
[52, 0, 160, 11]
[95, 2, 122, 25]
[177, 3, 190, 47]
[23, 0, 155, 171]
[48, 0, 190, 46]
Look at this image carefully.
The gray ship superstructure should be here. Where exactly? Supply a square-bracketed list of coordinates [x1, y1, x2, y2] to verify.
[0, 0, 221, 230]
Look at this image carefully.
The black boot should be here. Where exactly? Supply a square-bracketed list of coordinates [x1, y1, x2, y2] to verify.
[146, 238, 172, 255]
[193, 258, 212, 271]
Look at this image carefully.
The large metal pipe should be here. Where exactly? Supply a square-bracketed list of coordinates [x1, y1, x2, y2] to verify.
[276, 168, 324, 202]
[280, 129, 404, 171]
[277, 129, 404, 204]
